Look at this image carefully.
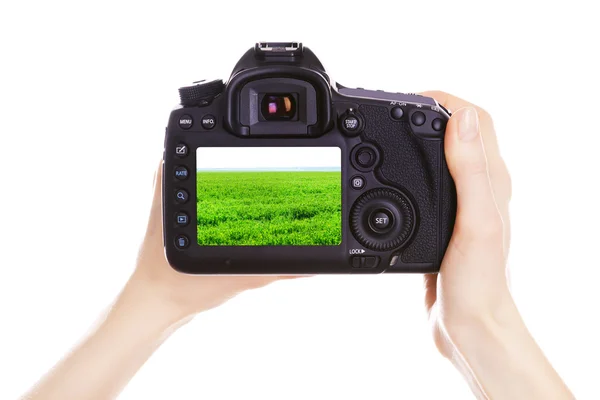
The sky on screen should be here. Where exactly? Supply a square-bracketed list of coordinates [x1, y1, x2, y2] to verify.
[196, 147, 341, 171]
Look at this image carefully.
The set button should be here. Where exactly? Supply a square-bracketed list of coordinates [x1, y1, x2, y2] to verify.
[368, 208, 394, 233]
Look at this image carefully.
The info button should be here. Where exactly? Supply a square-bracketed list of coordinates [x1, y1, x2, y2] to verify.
[201, 115, 216, 129]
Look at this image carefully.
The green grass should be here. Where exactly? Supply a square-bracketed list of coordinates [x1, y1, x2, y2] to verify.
[196, 171, 341, 246]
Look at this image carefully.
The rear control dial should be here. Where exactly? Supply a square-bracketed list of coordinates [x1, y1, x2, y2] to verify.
[350, 188, 415, 251]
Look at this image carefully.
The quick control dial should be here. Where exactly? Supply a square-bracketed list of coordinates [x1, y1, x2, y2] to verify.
[350, 188, 415, 252]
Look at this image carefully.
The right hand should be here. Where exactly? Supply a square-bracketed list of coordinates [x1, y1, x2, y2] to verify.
[420, 91, 513, 357]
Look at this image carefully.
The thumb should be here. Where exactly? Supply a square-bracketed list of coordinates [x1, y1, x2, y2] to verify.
[445, 107, 503, 243]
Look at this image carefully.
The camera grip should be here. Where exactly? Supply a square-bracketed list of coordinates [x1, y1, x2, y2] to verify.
[359, 104, 456, 266]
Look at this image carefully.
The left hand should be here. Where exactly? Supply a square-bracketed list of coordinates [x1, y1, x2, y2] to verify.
[130, 160, 299, 323]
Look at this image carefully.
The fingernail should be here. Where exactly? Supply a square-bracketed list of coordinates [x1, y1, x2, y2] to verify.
[458, 107, 479, 141]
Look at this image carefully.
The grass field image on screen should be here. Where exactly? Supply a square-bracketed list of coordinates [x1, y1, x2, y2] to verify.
[196, 147, 342, 246]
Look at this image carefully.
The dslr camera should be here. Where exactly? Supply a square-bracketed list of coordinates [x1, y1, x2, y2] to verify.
[162, 42, 456, 274]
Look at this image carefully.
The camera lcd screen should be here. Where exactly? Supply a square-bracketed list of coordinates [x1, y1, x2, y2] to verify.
[195, 147, 342, 246]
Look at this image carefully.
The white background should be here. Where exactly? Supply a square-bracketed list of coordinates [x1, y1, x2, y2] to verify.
[1, 1, 599, 399]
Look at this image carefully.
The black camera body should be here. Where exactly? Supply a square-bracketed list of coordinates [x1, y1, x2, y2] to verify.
[162, 43, 456, 274]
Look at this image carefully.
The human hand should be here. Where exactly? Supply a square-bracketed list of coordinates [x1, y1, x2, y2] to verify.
[128, 160, 299, 325]
[422, 91, 512, 356]
[22, 161, 301, 400]
[422, 91, 572, 399]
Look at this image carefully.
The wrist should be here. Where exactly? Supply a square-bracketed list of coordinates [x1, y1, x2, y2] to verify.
[443, 300, 573, 399]
[108, 276, 193, 341]
[446, 296, 523, 351]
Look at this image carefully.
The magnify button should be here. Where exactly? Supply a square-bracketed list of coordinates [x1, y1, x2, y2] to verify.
[175, 189, 189, 204]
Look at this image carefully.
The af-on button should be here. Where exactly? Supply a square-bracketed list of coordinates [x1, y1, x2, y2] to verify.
[390, 106, 404, 120]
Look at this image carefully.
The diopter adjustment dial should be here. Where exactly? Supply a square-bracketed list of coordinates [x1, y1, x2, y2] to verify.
[179, 79, 225, 107]
[350, 188, 415, 252]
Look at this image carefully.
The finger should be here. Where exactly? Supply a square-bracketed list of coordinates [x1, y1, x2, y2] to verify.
[420, 90, 499, 155]
[420, 90, 511, 206]
[445, 107, 504, 242]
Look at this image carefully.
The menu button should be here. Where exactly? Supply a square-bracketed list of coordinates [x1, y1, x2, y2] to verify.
[179, 114, 193, 129]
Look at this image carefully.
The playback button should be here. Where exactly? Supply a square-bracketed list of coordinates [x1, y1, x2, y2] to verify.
[175, 212, 189, 226]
